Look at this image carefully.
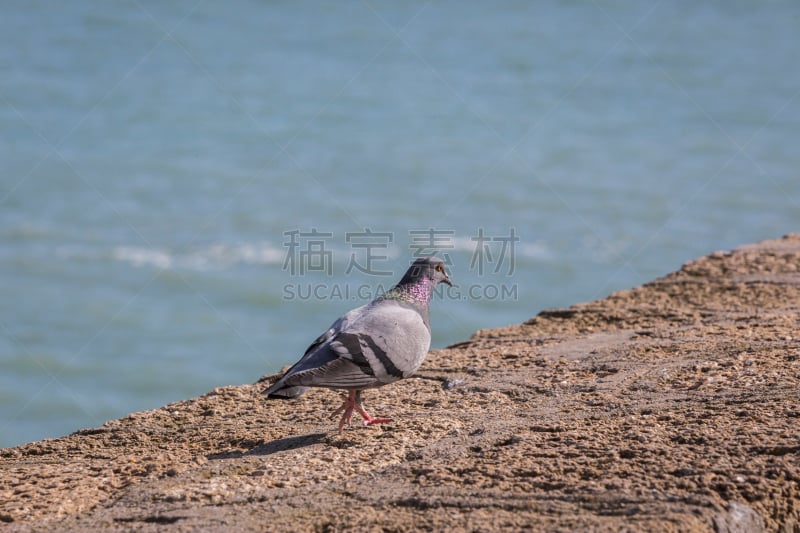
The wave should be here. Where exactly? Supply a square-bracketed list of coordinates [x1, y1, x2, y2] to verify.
[450, 236, 554, 261]
[50, 238, 552, 273]
[111, 242, 285, 271]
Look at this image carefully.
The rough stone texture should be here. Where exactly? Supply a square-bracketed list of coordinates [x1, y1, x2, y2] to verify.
[2, 234, 800, 532]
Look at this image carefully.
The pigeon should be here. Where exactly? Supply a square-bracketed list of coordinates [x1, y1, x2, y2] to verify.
[264, 256, 452, 431]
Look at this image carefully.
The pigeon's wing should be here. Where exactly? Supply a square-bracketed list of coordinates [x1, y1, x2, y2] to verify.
[264, 330, 382, 396]
[300, 327, 334, 359]
[275, 300, 430, 392]
[264, 305, 375, 398]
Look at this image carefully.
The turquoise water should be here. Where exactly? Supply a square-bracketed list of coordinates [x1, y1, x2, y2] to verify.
[2, 1, 799, 448]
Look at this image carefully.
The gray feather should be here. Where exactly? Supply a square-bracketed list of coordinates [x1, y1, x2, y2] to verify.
[264, 256, 451, 398]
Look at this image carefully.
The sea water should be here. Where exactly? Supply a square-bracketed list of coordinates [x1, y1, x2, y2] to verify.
[1, 1, 799, 448]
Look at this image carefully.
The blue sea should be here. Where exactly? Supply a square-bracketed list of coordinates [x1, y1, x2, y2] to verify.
[2, 1, 799, 448]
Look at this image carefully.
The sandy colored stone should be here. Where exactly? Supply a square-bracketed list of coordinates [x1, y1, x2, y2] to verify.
[2, 234, 800, 532]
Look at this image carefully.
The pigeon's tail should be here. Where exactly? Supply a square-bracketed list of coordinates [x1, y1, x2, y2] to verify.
[263, 382, 309, 399]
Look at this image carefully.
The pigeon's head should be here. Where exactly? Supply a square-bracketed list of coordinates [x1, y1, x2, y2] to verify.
[401, 256, 452, 287]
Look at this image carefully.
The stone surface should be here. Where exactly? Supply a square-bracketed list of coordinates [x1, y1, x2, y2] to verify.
[714, 502, 766, 533]
[2, 234, 800, 532]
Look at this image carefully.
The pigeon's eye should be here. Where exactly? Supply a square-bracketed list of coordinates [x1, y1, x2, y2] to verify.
[435, 264, 444, 273]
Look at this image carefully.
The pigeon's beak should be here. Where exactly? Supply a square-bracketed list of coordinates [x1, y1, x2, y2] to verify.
[443, 273, 453, 287]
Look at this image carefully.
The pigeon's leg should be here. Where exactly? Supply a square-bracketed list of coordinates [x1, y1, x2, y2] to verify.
[332, 390, 357, 432]
[353, 390, 392, 427]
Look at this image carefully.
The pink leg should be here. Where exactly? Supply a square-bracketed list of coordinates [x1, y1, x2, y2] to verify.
[331, 391, 357, 432]
[353, 390, 392, 427]
[331, 390, 392, 432]
[355, 403, 392, 426]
